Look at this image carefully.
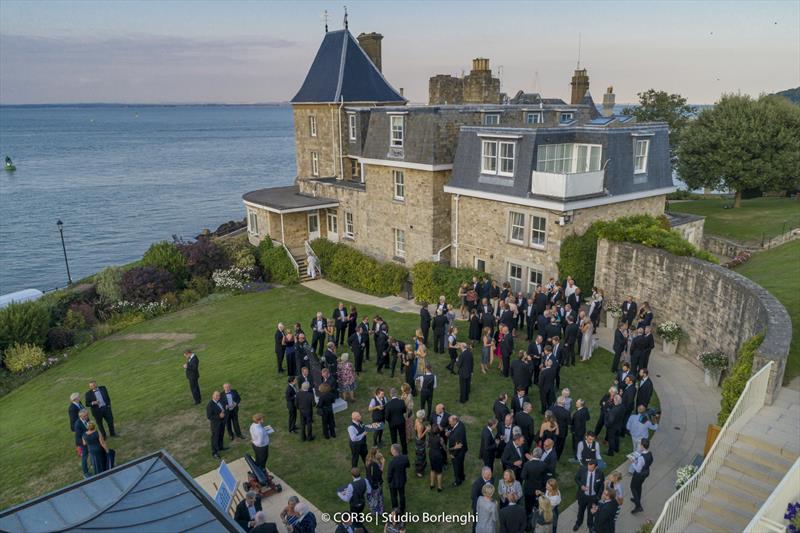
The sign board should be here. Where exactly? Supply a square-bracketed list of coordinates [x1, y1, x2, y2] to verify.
[214, 484, 232, 511]
[218, 460, 237, 493]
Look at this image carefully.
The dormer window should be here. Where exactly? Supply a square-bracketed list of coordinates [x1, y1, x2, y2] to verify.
[536, 143, 601, 174]
[634, 139, 650, 174]
[348, 114, 357, 142]
[526, 112, 543, 124]
[499, 142, 515, 176]
[559, 112, 575, 124]
[481, 140, 498, 174]
[390, 115, 404, 148]
[484, 114, 500, 126]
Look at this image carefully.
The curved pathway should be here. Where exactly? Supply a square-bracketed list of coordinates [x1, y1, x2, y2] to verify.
[301, 280, 721, 531]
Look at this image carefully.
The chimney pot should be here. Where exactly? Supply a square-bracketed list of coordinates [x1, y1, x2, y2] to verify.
[357, 32, 383, 72]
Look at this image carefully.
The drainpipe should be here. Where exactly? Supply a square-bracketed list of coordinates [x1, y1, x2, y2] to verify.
[330, 106, 337, 179]
[453, 194, 460, 266]
[338, 96, 344, 180]
[280, 212, 286, 244]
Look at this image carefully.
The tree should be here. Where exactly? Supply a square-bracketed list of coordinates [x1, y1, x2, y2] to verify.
[623, 89, 696, 167]
[677, 94, 800, 207]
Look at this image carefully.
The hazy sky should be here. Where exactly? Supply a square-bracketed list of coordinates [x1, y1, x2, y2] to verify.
[1, 0, 798, 105]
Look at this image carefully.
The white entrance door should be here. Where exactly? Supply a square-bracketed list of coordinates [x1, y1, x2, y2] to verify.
[307, 212, 320, 240]
[327, 211, 339, 242]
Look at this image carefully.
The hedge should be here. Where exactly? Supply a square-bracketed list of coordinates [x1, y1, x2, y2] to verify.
[310, 239, 408, 296]
[411, 261, 487, 305]
[718, 334, 764, 426]
[258, 239, 299, 285]
[0, 301, 50, 352]
[142, 241, 188, 287]
[557, 214, 718, 288]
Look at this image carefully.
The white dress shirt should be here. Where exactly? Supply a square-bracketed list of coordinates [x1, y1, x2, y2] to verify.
[250, 423, 270, 447]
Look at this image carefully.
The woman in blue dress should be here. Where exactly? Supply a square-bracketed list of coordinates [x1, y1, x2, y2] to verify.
[82, 422, 109, 475]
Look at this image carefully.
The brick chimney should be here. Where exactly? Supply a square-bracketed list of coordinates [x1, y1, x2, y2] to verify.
[602, 86, 616, 117]
[570, 68, 590, 105]
[472, 58, 490, 72]
[357, 32, 383, 72]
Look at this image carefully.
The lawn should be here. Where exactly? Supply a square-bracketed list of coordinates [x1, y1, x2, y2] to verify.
[669, 196, 800, 243]
[735, 240, 800, 383]
[0, 286, 646, 529]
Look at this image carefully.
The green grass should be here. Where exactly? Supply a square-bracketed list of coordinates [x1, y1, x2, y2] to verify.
[669, 196, 800, 242]
[0, 287, 646, 528]
[735, 240, 800, 383]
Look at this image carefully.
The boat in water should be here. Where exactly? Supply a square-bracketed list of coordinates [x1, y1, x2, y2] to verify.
[4, 156, 16, 171]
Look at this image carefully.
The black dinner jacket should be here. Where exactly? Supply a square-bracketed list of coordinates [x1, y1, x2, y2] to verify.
[510, 359, 532, 390]
[457, 349, 474, 378]
[571, 407, 590, 436]
[385, 397, 406, 428]
[387, 454, 410, 488]
[501, 441, 525, 471]
[575, 466, 605, 498]
[449, 421, 468, 452]
[613, 329, 627, 352]
[274, 329, 285, 353]
[538, 366, 557, 392]
[85, 386, 112, 411]
[233, 496, 262, 530]
[68, 402, 84, 432]
[285, 384, 297, 406]
[513, 411, 535, 445]
[431, 410, 451, 431]
[185, 354, 200, 379]
[498, 503, 527, 533]
[521, 458, 550, 495]
[296, 390, 316, 415]
[420, 307, 431, 328]
[206, 399, 225, 424]
[333, 307, 347, 326]
[493, 400, 510, 422]
[565, 322, 580, 346]
[222, 389, 241, 410]
[471, 475, 494, 512]
[479, 426, 497, 461]
[637, 378, 654, 408]
[512, 393, 530, 414]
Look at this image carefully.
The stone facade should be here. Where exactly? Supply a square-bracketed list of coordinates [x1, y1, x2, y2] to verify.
[245, 206, 330, 250]
[293, 104, 346, 180]
[428, 75, 464, 105]
[594, 239, 790, 403]
[428, 58, 501, 105]
[452, 193, 667, 285]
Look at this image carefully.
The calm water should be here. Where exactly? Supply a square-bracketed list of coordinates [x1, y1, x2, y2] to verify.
[0, 105, 295, 293]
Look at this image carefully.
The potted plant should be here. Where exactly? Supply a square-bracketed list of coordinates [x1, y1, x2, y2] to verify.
[656, 321, 684, 354]
[785, 501, 800, 533]
[698, 351, 728, 387]
[605, 300, 623, 329]
[675, 464, 698, 490]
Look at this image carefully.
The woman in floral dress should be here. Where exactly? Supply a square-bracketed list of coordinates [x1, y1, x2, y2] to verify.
[337, 353, 356, 402]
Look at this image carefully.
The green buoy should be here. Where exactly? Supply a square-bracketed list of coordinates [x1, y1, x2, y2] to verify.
[4, 156, 15, 172]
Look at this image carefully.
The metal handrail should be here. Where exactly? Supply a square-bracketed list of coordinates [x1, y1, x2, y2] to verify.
[652, 361, 774, 532]
[277, 241, 299, 275]
[304, 241, 321, 276]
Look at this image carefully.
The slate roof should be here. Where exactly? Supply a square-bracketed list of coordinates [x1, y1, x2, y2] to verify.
[0, 451, 240, 533]
[243, 185, 338, 212]
[291, 30, 406, 104]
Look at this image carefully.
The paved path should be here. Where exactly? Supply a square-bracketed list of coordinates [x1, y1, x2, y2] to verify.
[556, 326, 721, 532]
[301, 280, 723, 531]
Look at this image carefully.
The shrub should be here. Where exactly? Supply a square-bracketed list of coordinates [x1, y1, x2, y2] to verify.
[161, 292, 180, 309]
[718, 334, 763, 425]
[67, 301, 96, 326]
[39, 284, 97, 327]
[411, 261, 485, 304]
[212, 266, 257, 292]
[95, 266, 124, 302]
[259, 246, 299, 285]
[93, 312, 145, 339]
[188, 276, 214, 297]
[45, 327, 75, 351]
[142, 241, 188, 287]
[178, 289, 201, 305]
[557, 224, 601, 288]
[3, 343, 46, 373]
[62, 309, 87, 331]
[0, 301, 50, 351]
[119, 266, 176, 304]
[222, 234, 258, 269]
[310, 239, 408, 296]
[176, 238, 229, 279]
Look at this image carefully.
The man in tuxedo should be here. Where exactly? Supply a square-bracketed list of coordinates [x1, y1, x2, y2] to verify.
[471, 466, 494, 514]
[629, 327, 648, 375]
[387, 444, 410, 513]
[498, 492, 527, 533]
[612, 323, 628, 373]
[525, 297, 536, 340]
[479, 298, 496, 335]
[534, 287, 547, 317]
[297, 366, 314, 391]
[622, 375, 637, 421]
[418, 364, 436, 418]
[183, 350, 201, 405]
[550, 395, 571, 459]
[221, 382, 243, 440]
[206, 390, 227, 459]
[323, 340, 338, 373]
[500, 325, 514, 378]
[420, 303, 432, 345]
[359, 316, 372, 362]
[571, 399, 590, 456]
[605, 395, 625, 456]
[496, 413, 514, 461]
[551, 336, 565, 389]
[592, 489, 620, 533]
[541, 438, 557, 475]
[432, 309, 447, 354]
[527, 335, 544, 385]
[499, 302, 515, 332]
[545, 318, 561, 347]
[296, 382, 316, 442]
[234, 491, 262, 531]
[348, 326, 366, 374]
[333, 302, 348, 346]
[494, 393, 511, 422]
[516, 293, 528, 330]
[74, 409, 92, 477]
[615, 362, 632, 392]
[538, 359, 557, 415]
[310, 312, 327, 357]
[512, 387, 530, 415]
[514, 403, 536, 446]
[593, 386, 617, 438]
[447, 415, 468, 486]
[564, 315, 580, 367]
[374, 326, 389, 374]
[641, 326, 656, 370]
[431, 403, 451, 432]
[637, 368, 654, 408]
[285, 376, 298, 433]
[249, 511, 279, 533]
[274, 323, 286, 374]
[456, 343, 474, 403]
[347, 411, 369, 468]
[68, 393, 84, 435]
[521, 447, 549, 517]
[573, 459, 605, 532]
[388, 337, 405, 378]
[537, 311, 550, 342]
[622, 295, 637, 328]
[568, 286, 582, 312]
[501, 433, 527, 479]
[510, 351, 533, 397]
[385, 388, 407, 454]
[85, 380, 115, 438]
[479, 418, 499, 471]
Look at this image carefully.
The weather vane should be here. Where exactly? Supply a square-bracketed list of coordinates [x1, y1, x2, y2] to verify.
[323, 10, 328, 33]
[343, 6, 348, 30]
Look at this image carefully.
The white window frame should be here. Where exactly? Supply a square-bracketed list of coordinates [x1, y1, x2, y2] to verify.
[348, 114, 357, 141]
[526, 112, 543, 124]
[393, 169, 405, 200]
[327, 210, 338, 234]
[559, 112, 574, 123]
[394, 228, 406, 258]
[481, 140, 498, 174]
[349, 158, 358, 179]
[536, 143, 602, 174]
[508, 263, 524, 293]
[475, 257, 486, 272]
[390, 115, 404, 148]
[484, 113, 500, 126]
[530, 215, 546, 247]
[634, 139, 650, 174]
[311, 151, 319, 176]
[247, 210, 259, 236]
[345, 211, 354, 239]
[309, 115, 317, 137]
[498, 141, 515, 176]
[509, 211, 525, 244]
[359, 162, 365, 184]
[527, 267, 543, 294]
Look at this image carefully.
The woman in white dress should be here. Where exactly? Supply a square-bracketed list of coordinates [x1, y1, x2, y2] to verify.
[579, 311, 594, 361]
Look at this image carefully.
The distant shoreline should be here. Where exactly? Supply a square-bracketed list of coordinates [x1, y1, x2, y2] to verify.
[0, 102, 291, 108]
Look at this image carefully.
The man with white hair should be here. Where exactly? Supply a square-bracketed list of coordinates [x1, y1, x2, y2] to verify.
[470, 466, 494, 514]
[296, 381, 315, 442]
[73, 408, 92, 477]
[289, 501, 317, 533]
[274, 322, 286, 374]
[68, 392, 84, 435]
[249, 510, 278, 533]
[233, 490, 262, 530]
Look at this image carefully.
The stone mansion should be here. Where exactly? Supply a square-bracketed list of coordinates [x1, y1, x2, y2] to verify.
[242, 28, 675, 291]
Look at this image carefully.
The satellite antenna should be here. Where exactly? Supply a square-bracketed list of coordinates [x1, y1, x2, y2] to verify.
[533, 70, 540, 92]
[343, 6, 348, 30]
[498, 65, 504, 91]
[577, 32, 582, 69]
[323, 10, 329, 33]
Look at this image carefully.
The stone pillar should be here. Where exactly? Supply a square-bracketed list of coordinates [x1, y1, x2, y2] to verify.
[570, 68, 590, 105]
[357, 32, 383, 72]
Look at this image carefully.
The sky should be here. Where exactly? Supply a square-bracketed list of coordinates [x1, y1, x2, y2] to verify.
[0, 0, 798, 105]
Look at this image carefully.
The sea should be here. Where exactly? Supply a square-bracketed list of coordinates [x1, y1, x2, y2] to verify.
[0, 105, 296, 294]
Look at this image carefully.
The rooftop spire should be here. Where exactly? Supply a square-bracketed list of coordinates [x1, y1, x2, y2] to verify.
[343, 5, 348, 30]
[577, 32, 582, 69]
[323, 10, 328, 33]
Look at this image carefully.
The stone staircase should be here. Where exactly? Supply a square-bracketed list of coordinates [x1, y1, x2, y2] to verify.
[290, 247, 316, 283]
[686, 387, 800, 532]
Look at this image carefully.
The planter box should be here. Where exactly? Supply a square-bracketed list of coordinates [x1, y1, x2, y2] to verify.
[704, 368, 722, 387]
[662, 339, 678, 355]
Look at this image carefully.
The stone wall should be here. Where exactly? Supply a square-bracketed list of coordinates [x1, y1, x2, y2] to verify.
[293, 104, 347, 180]
[594, 239, 791, 403]
[672, 218, 705, 248]
[703, 229, 800, 259]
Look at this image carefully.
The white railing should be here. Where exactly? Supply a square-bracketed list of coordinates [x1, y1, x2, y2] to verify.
[531, 169, 604, 198]
[304, 241, 321, 276]
[653, 361, 774, 533]
[744, 456, 800, 532]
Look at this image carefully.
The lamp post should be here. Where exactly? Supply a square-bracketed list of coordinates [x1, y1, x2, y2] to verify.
[56, 219, 73, 285]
